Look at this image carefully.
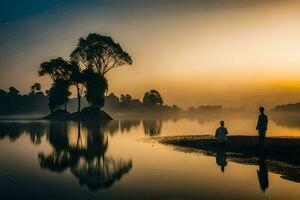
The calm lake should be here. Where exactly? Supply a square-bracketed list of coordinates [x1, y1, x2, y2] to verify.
[0, 114, 300, 199]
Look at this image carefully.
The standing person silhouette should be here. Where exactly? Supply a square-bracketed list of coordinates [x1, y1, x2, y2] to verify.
[256, 107, 268, 146]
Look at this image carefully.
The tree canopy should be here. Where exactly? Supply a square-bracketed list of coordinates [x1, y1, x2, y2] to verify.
[8, 87, 20, 96]
[39, 57, 74, 82]
[30, 83, 42, 95]
[143, 90, 164, 106]
[120, 94, 132, 103]
[70, 33, 132, 77]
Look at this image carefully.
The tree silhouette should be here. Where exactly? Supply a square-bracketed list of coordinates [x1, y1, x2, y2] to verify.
[70, 33, 132, 77]
[143, 90, 163, 106]
[39, 57, 73, 82]
[6, 87, 22, 111]
[69, 62, 85, 113]
[120, 94, 132, 103]
[47, 80, 71, 113]
[39, 57, 75, 111]
[0, 89, 6, 96]
[8, 87, 20, 96]
[0, 87, 48, 115]
[30, 82, 41, 96]
[104, 93, 120, 111]
[83, 69, 108, 108]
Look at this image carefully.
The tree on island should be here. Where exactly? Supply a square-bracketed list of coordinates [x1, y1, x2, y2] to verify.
[37, 33, 132, 119]
[83, 68, 108, 108]
[69, 61, 85, 113]
[47, 80, 71, 113]
[143, 90, 164, 106]
[69, 33, 133, 111]
[39, 57, 85, 113]
[39, 57, 73, 111]
[39, 57, 73, 82]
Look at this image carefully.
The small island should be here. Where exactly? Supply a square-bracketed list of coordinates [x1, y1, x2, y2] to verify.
[37, 33, 132, 121]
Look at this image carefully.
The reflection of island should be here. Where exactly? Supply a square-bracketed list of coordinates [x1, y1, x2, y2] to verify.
[120, 120, 140, 133]
[38, 121, 132, 191]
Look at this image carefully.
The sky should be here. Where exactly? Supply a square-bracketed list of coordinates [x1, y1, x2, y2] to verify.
[1, 0, 300, 108]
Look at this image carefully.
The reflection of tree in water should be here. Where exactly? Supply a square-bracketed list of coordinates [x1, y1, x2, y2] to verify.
[71, 157, 132, 190]
[143, 120, 162, 136]
[39, 122, 74, 172]
[0, 122, 48, 144]
[120, 120, 140, 133]
[93, 119, 141, 135]
[103, 120, 120, 135]
[38, 121, 132, 191]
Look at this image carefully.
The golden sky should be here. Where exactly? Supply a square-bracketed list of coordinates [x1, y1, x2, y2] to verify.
[1, 0, 300, 107]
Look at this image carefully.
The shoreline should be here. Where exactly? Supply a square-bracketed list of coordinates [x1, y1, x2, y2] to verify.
[156, 135, 300, 165]
[154, 135, 300, 182]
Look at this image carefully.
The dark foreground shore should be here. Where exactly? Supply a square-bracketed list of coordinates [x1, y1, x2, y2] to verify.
[156, 135, 300, 182]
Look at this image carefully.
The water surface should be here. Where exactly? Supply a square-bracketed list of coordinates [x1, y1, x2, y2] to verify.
[0, 115, 300, 199]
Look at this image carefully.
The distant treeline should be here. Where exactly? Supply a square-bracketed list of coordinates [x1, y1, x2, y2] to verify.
[0, 86, 240, 115]
[0, 86, 180, 115]
[104, 92, 181, 114]
[273, 103, 300, 113]
[0, 85, 48, 115]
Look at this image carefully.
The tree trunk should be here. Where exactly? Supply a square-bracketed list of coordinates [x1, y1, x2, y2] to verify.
[64, 102, 67, 111]
[77, 84, 81, 113]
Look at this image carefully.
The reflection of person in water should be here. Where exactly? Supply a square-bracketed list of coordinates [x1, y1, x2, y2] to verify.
[216, 150, 228, 173]
[257, 157, 269, 192]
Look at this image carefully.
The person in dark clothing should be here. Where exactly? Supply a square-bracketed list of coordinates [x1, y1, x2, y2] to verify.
[256, 107, 268, 145]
